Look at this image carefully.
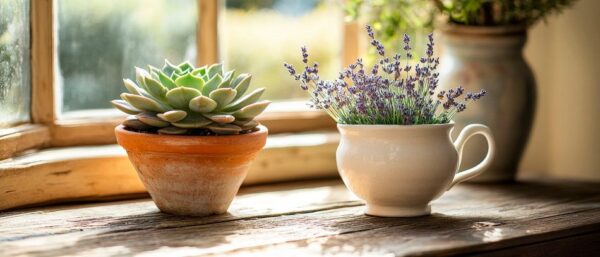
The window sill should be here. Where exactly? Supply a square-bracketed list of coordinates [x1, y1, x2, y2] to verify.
[0, 131, 339, 211]
[0, 124, 50, 160]
[51, 102, 336, 147]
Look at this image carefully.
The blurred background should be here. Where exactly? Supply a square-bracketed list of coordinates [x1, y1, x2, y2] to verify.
[520, 0, 599, 181]
[55, 0, 341, 112]
[0, 0, 598, 181]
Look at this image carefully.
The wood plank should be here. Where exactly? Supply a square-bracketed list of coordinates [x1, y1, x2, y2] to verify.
[210, 183, 600, 257]
[209, 208, 600, 257]
[0, 133, 338, 210]
[198, 0, 219, 65]
[0, 181, 356, 242]
[343, 22, 360, 67]
[465, 231, 600, 257]
[0, 181, 599, 256]
[0, 124, 50, 160]
[31, 0, 55, 124]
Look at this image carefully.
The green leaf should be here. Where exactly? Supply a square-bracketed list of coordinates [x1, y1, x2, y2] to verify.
[231, 74, 252, 100]
[123, 116, 154, 131]
[111, 100, 141, 115]
[137, 112, 170, 127]
[209, 88, 237, 108]
[123, 79, 141, 95]
[203, 114, 235, 124]
[223, 70, 235, 81]
[166, 87, 202, 109]
[191, 66, 207, 76]
[174, 73, 204, 90]
[170, 72, 181, 81]
[148, 65, 162, 80]
[207, 63, 223, 77]
[233, 119, 259, 130]
[177, 61, 194, 72]
[172, 114, 212, 128]
[157, 72, 177, 89]
[143, 77, 168, 101]
[135, 67, 151, 87]
[158, 126, 188, 135]
[206, 123, 242, 135]
[219, 70, 235, 88]
[218, 79, 231, 89]
[201, 74, 223, 95]
[121, 93, 167, 113]
[189, 95, 217, 113]
[123, 79, 162, 102]
[162, 60, 182, 77]
[157, 110, 187, 123]
[222, 88, 264, 112]
[233, 100, 271, 120]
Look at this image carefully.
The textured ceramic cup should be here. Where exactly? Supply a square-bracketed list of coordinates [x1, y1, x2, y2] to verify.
[116, 125, 268, 216]
[336, 122, 495, 217]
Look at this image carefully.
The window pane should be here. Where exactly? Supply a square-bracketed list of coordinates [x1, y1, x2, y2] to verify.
[222, 0, 342, 101]
[0, 0, 31, 127]
[58, 0, 197, 113]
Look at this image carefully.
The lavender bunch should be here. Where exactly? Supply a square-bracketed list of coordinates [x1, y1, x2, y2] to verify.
[283, 25, 486, 125]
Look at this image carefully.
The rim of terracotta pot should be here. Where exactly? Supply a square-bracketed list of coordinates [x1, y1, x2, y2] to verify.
[337, 121, 455, 131]
[115, 124, 268, 155]
[440, 24, 526, 37]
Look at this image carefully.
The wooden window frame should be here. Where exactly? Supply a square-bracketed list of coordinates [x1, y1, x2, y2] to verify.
[2, 0, 355, 152]
[0, 0, 361, 210]
[0, 0, 364, 156]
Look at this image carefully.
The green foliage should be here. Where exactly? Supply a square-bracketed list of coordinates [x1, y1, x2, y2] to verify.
[346, 0, 577, 45]
[112, 61, 270, 135]
[440, 0, 577, 26]
[345, 0, 436, 40]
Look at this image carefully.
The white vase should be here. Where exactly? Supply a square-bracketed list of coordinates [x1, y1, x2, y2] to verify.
[336, 123, 495, 217]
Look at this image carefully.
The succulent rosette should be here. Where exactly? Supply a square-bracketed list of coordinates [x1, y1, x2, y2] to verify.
[112, 61, 270, 135]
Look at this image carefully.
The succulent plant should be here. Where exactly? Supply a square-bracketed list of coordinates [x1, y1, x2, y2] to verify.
[111, 60, 270, 135]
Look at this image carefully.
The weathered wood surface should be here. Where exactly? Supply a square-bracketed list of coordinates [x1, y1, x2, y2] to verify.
[1, 179, 599, 257]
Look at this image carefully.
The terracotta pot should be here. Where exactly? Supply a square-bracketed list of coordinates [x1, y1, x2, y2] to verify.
[439, 25, 536, 182]
[336, 123, 495, 217]
[115, 125, 268, 216]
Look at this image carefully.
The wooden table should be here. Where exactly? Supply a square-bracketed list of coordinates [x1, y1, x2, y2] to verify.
[1, 179, 599, 256]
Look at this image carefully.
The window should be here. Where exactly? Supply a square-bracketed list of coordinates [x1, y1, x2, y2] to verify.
[0, 0, 31, 127]
[0, 0, 352, 210]
[221, 0, 342, 101]
[57, 0, 197, 113]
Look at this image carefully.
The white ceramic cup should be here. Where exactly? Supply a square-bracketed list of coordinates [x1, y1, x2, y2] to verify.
[336, 122, 495, 217]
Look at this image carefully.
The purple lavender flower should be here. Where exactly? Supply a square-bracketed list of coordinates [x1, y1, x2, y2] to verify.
[283, 25, 486, 125]
[301, 46, 308, 64]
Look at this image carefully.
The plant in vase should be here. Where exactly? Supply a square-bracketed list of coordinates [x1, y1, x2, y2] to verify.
[111, 60, 270, 216]
[284, 25, 495, 217]
[345, 0, 576, 182]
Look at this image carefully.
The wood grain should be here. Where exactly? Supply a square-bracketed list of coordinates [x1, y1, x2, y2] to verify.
[31, 0, 55, 124]
[0, 124, 50, 160]
[0, 180, 599, 256]
[198, 0, 219, 65]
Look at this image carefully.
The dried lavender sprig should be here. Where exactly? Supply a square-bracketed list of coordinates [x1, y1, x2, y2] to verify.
[283, 25, 486, 125]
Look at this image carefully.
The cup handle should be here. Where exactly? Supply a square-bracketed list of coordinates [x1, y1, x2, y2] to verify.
[447, 124, 495, 190]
